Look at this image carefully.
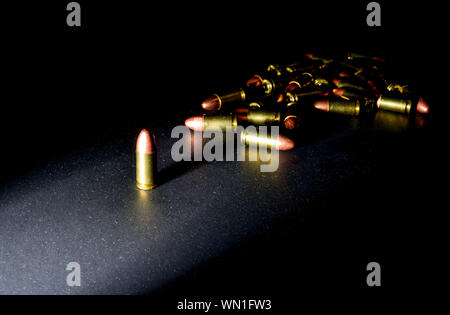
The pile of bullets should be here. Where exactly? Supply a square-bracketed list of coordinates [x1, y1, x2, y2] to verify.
[184, 53, 430, 150]
[136, 53, 430, 190]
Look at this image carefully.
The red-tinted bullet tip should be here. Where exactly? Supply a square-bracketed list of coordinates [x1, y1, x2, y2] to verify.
[276, 135, 295, 151]
[332, 88, 345, 97]
[314, 100, 330, 112]
[332, 78, 341, 86]
[246, 76, 263, 87]
[136, 129, 156, 154]
[185, 116, 204, 131]
[372, 56, 385, 63]
[201, 95, 221, 111]
[416, 97, 430, 114]
[284, 117, 298, 130]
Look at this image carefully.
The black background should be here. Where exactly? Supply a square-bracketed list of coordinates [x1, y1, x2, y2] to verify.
[1, 0, 448, 308]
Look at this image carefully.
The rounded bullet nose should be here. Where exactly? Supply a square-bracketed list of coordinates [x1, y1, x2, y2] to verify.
[185, 116, 204, 131]
[285, 83, 297, 92]
[136, 129, 156, 154]
[201, 95, 220, 111]
[246, 76, 262, 87]
[373, 56, 385, 63]
[339, 72, 351, 78]
[332, 78, 341, 86]
[332, 88, 345, 97]
[284, 117, 298, 130]
[276, 93, 284, 103]
[416, 97, 430, 114]
[314, 99, 330, 112]
[276, 135, 295, 151]
[376, 96, 382, 108]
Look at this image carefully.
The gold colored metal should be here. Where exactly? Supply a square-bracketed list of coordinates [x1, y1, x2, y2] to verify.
[377, 96, 412, 114]
[262, 79, 274, 95]
[247, 110, 281, 125]
[386, 83, 409, 94]
[284, 115, 297, 122]
[204, 115, 237, 131]
[136, 152, 156, 190]
[285, 92, 297, 104]
[241, 129, 278, 149]
[240, 89, 246, 102]
[267, 64, 282, 76]
[286, 102, 296, 108]
[249, 102, 262, 108]
[214, 93, 222, 110]
[314, 78, 329, 86]
[329, 100, 361, 116]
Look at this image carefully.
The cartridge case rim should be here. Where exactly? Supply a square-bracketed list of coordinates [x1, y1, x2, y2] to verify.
[213, 94, 222, 110]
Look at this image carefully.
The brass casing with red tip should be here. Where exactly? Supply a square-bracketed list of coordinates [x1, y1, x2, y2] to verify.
[136, 129, 157, 190]
[240, 129, 294, 151]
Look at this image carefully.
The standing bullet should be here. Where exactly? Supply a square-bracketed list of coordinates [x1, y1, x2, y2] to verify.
[136, 129, 157, 190]
[185, 114, 238, 131]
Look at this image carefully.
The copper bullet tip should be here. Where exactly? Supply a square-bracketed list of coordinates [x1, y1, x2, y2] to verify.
[201, 95, 221, 111]
[332, 88, 345, 97]
[284, 117, 298, 130]
[314, 100, 330, 112]
[185, 116, 204, 131]
[339, 72, 351, 78]
[246, 76, 263, 87]
[332, 78, 341, 86]
[136, 129, 156, 154]
[276, 134, 295, 151]
[416, 97, 430, 114]
[372, 56, 385, 63]
[285, 83, 297, 92]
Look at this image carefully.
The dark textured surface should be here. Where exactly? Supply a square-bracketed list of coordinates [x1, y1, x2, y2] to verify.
[1, 1, 446, 302]
[0, 112, 442, 295]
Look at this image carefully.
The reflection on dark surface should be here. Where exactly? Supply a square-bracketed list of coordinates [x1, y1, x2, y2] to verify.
[373, 110, 413, 133]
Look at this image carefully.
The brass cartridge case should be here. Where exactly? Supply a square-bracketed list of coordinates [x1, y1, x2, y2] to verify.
[204, 114, 238, 131]
[329, 100, 361, 116]
[136, 152, 156, 190]
[376, 95, 412, 114]
[247, 110, 281, 125]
